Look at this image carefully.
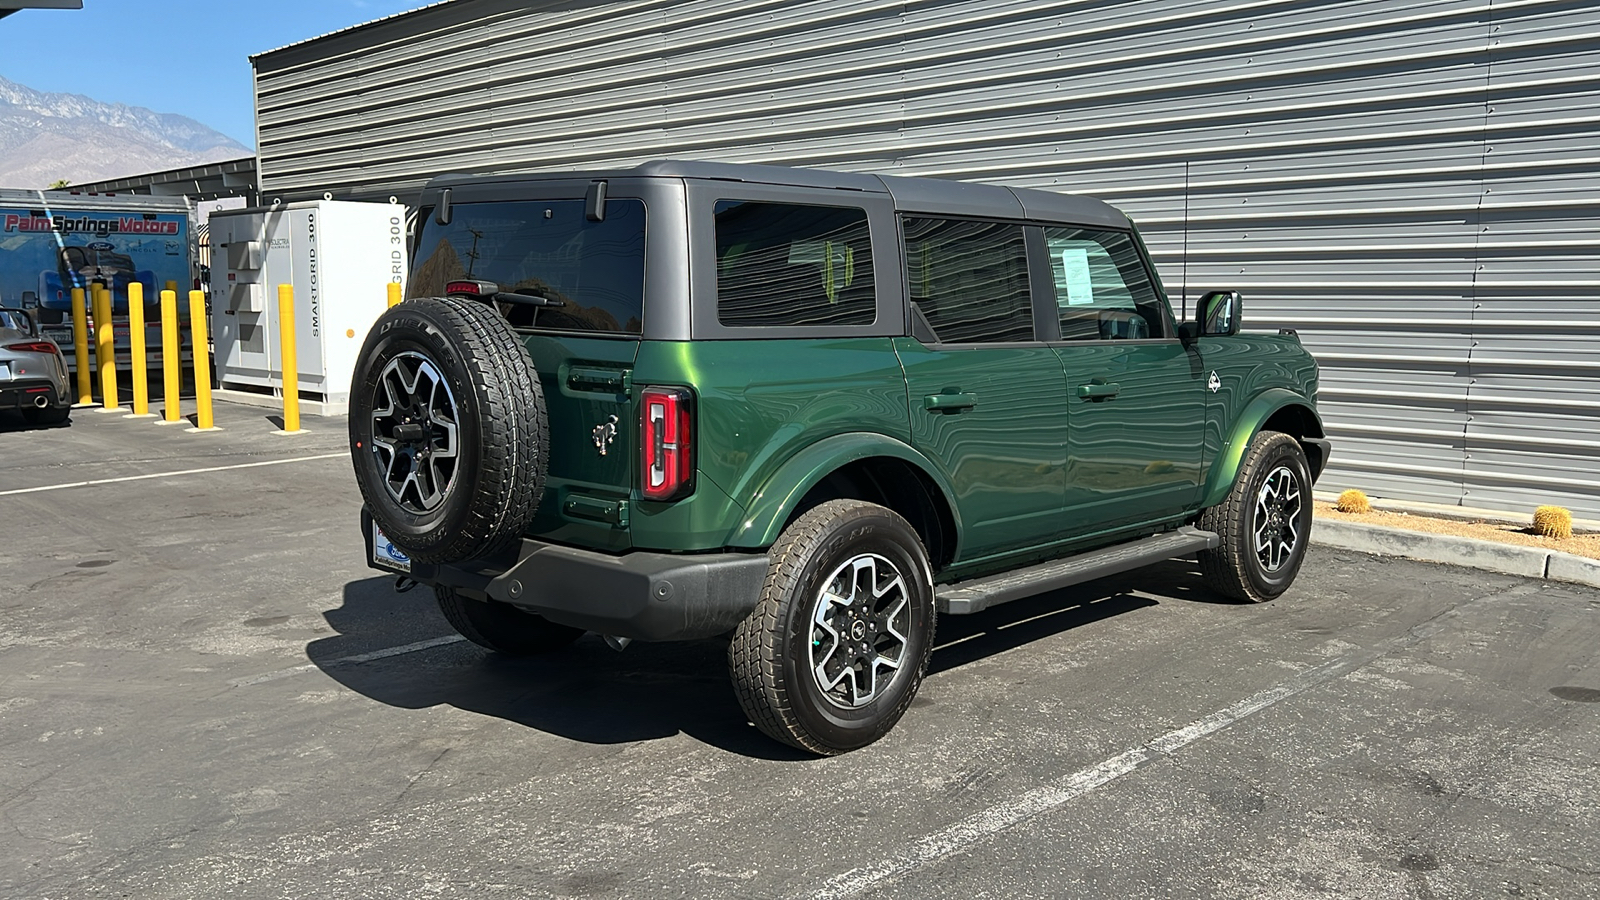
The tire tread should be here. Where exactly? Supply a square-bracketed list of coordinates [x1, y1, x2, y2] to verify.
[1197, 430, 1306, 603]
[729, 499, 933, 755]
[351, 296, 547, 564]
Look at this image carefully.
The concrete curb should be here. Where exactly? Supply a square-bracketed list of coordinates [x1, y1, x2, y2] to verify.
[1311, 519, 1600, 590]
[1312, 490, 1600, 534]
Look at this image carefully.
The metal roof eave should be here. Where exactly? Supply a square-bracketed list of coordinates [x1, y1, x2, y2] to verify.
[0, 0, 84, 20]
[249, 0, 461, 62]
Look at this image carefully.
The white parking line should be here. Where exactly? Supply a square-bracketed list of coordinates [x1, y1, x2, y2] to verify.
[230, 635, 468, 687]
[811, 602, 1483, 899]
[0, 453, 346, 496]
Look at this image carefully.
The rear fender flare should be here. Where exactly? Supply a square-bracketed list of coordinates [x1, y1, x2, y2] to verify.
[725, 432, 962, 551]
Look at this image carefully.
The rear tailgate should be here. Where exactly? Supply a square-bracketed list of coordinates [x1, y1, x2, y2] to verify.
[525, 335, 638, 551]
[407, 188, 650, 552]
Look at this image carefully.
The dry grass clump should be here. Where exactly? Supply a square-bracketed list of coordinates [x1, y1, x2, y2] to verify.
[1334, 489, 1372, 514]
[1532, 505, 1574, 539]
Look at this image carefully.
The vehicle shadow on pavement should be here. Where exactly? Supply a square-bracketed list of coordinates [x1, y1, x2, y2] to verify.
[311, 558, 1232, 759]
[0, 409, 73, 432]
[310, 576, 812, 760]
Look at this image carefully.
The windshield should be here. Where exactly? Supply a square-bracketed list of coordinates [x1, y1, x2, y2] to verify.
[409, 198, 646, 335]
[0, 310, 32, 333]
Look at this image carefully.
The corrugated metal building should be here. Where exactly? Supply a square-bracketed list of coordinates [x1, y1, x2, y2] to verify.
[251, 0, 1600, 517]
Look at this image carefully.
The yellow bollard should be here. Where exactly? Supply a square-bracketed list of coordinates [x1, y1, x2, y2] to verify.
[188, 290, 216, 431]
[126, 282, 151, 416]
[160, 290, 183, 423]
[387, 281, 403, 308]
[277, 284, 302, 434]
[165, 280, 178, 296]
[94, 285, 121, 411]
[69, 287, 93, 405]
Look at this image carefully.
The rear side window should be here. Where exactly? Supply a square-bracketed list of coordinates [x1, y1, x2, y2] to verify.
[1044, 227, 1168, 341]
[714, 201, 875, 327]
[409, 199, 646, 335]
[903, 218, 1033, 343]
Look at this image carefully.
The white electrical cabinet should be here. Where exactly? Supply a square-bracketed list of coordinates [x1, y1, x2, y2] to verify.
[209, 200, 407, 415]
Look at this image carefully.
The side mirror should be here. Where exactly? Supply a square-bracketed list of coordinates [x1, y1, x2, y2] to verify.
[20, 290, 38, 310]
[1196, 290, 1242, 337]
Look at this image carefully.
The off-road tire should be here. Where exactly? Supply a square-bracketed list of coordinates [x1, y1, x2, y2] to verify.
[729, 500, 936, 755]
[1197, 430, 1313, 603]
[349, 296, 547, 565]
[22, 405, 70, 426]
[435, 586, 584, 655]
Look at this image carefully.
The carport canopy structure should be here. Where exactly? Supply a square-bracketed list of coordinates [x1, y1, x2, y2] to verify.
[0, 0, 81, 20]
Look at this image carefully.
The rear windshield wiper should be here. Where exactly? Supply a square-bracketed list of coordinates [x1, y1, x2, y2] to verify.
[496, 288, 565, 308]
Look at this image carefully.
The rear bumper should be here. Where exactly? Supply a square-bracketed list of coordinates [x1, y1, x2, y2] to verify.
[364, 510, 769, 642]
[0, 378, 65, 409]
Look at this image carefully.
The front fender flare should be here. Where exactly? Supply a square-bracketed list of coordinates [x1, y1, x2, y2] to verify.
[1200, 388, 1324, 509]
[725, 432, 963, 550]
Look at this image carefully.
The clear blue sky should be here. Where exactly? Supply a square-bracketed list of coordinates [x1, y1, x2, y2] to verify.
[0, 0, 432, 148]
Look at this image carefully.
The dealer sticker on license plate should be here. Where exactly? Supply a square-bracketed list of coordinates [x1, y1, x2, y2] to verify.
[0, 363, 10, 380]
[371, 523, 411, 573]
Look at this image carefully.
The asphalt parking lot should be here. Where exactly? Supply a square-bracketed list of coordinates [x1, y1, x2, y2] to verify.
[2, 403, 1598, 900]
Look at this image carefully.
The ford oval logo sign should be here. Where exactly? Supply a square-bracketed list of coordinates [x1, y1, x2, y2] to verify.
[87, 241, 115, 251]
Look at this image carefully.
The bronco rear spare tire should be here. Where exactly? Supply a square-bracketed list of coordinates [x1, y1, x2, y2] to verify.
[349, 296, 548, 565]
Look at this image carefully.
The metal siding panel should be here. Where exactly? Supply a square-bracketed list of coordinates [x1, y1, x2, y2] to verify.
[253, 0, 1600, 516]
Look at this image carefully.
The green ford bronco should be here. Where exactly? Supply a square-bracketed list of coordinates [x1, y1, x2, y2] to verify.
[350, 161, 1328, 755]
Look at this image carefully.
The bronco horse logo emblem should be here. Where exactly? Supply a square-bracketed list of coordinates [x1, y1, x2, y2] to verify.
[592, 415, 619, 456]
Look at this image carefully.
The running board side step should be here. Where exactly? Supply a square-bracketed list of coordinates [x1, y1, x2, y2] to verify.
[936, 526, 1219, 615]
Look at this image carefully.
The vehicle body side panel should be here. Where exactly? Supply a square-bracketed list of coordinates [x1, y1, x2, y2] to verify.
[895, 338, 1072, 560]
[629, 337, 917, 552]
[1056, 340, 1207, 532]
[1197, 332, 1324, 509]
[722, 431, 964, 551]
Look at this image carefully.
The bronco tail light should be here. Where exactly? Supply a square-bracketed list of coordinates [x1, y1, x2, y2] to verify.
[6, 342, 59, 355]
[640, 386, 694, 502]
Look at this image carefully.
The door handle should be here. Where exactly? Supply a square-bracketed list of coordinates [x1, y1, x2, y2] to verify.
[568, 366, 630, 394]
[923, 392, 977, 412]
[1077, 382, 1121, 400]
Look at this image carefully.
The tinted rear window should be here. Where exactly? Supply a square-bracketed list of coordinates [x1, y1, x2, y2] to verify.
[714, 200, 875, 328]
[904, 217, 1033, 343]
[409, 199, 646, 335]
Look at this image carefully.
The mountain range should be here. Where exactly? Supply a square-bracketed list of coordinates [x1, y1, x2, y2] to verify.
[0, 76, 250, 190]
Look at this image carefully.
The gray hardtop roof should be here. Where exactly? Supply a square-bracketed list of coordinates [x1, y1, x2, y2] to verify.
[425, 160, 1130, 229]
